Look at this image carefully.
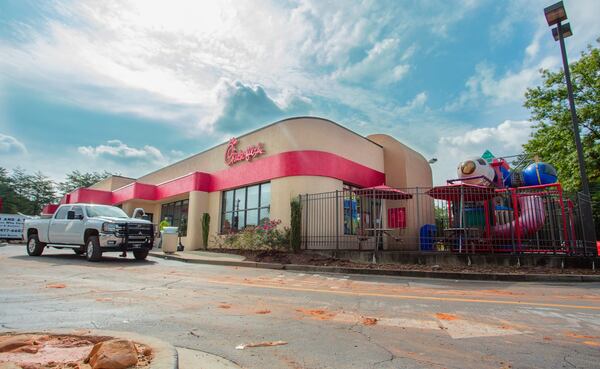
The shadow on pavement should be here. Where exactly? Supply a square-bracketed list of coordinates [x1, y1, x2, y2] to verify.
[10, 253, 158, 267]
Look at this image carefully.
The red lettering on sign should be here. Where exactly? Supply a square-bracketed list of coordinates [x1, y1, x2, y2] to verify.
[225, 137, 265, 166]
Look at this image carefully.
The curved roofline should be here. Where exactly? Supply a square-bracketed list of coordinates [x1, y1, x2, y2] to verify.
[135, 116, 382, 181]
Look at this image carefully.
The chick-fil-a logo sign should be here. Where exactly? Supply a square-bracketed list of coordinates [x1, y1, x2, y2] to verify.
[225, 137, 266, 166]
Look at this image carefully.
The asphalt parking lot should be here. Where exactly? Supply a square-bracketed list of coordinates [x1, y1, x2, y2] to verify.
[1, 244, 600, 368]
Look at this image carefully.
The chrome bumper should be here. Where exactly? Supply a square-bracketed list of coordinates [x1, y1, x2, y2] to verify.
[99, 233, 122, 247]
[98, 233, 152, 249]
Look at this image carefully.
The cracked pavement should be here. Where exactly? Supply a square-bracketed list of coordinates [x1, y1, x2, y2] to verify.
[1, 245, 600, 368]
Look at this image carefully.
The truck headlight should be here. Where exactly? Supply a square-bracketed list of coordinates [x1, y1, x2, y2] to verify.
[102, 222, 118, 233]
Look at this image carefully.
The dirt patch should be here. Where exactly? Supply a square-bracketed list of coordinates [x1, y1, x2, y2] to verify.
[45, 284, 66, 289]
[435, 313, 459, 321]
[0, 334, 152, 369]
[361, 317, 378, 326]
[255, 310, 271, 315]
[218, 304, 231, 309]
[295, 308, 336, 320]
[565, 332, 599, 339]
[207, 249, 600, 275]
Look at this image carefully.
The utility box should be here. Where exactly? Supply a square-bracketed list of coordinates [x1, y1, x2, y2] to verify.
[162, 227, 178, 254]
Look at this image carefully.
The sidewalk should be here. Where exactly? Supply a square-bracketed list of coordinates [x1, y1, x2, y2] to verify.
[148, 250, 600, 282]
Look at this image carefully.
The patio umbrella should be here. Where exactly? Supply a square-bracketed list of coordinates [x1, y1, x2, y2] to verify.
[353, 185, 412, 253]
[426, 183, 496, 202]
[353, 185, 413, 200]
[427, 183, 496, 253]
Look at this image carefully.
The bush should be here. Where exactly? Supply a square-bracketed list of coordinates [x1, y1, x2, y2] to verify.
[211, 219, 290, 251]
[201, 213, 210, 249]
[290, 199, 302, 253]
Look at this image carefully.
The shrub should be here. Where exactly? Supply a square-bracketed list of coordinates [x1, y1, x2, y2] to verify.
[201, 213, 210, 249]
[290, 199, 302, 253]
[211, 219, 290, 251]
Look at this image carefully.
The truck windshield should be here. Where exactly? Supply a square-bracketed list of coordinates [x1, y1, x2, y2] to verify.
[85, 206, 129, 219]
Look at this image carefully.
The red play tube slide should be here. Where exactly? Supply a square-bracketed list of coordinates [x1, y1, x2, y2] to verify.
[493, 196, 545, 237]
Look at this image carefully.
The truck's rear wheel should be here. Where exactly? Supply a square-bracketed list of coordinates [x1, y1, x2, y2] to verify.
[133, 249, 149, 260]
[85, 236, 102, 262]
[27, 234, 45, 256]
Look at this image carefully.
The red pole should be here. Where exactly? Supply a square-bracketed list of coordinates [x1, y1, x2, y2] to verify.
[511, 188, 522, 253]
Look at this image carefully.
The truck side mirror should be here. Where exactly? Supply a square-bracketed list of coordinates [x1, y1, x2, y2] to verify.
[67, 211, 75, 220]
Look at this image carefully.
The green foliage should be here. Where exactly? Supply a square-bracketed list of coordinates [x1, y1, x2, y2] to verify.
[0, 167, 56, 215]
[201, 213, 210, 249]
[0, 167, 117, 215]
[290, 198, 302, 253]
[522, 46, 600, 233]
[58, 170, 113, 195]
[212, 219, 290, 251]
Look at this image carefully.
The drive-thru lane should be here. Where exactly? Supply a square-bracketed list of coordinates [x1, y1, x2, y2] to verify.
[1, 245, 599, 368]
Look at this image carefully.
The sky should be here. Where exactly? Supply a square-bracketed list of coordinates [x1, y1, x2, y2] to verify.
[0, 0, 599, 185]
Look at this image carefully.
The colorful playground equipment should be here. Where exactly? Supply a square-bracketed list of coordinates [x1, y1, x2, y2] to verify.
[424, 151, 578, 254]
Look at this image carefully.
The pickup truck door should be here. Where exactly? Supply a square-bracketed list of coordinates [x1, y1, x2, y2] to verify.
[48, 206, 71, 244]
[64, 205, 86, 244]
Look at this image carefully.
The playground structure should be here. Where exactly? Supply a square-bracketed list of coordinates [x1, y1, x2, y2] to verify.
[299, 153, 597, 256]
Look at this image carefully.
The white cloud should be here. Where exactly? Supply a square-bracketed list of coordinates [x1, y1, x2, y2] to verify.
[439, 120, 533, 151]
[0, 0, 488, 135]
[394, 92, 428, 115]
[0, 133, 27, 154]
[446, 55, 560, 111]
[333, 38, 412, 85]
[78, 140, 168, 165]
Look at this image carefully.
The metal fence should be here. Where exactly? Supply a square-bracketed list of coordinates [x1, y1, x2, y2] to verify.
[298, 184, 597, 255]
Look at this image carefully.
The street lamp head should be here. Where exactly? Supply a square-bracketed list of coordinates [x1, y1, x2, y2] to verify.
[544, 1, 567, 26]
[552, 22, 572, 41]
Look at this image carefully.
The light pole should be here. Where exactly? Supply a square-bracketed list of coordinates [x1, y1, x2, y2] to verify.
[544, 1, 597, 254]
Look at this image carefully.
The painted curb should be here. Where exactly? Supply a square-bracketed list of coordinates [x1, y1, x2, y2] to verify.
[0, 329, 178, 369]
[149, 252, 600, 282]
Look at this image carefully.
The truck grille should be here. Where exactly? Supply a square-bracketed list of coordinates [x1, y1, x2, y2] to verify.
[116, 223, 154, 241]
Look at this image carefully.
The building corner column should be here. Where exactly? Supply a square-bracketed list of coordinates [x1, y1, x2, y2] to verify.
[186, 191, 208, 251]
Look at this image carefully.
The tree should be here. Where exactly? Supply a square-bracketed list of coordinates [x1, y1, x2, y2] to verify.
[522, 46, 600, 235]
[58, 170, 113, 195]
[0, 167, 25, 214]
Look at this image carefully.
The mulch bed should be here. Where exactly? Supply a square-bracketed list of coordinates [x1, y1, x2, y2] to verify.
[209, 249, 600, 275]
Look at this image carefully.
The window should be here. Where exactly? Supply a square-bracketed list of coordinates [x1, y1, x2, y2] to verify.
[71, 206, 84, 219]
[55, 206, 70, 219]
[343, 184, 380, 235]
[221, 182, 271, 233]
[160, 199, 189, 235]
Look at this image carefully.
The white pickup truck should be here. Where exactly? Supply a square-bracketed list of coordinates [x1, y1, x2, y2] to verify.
[23, 204, 154, 261]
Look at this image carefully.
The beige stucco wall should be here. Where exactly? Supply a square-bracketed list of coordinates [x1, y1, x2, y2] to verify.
[367, 134, 434, 250]
[85, 118, 436, 251]
[136, 117, 384, 186]
[89, 176, 136, 191]
[186, 191, 209, 251]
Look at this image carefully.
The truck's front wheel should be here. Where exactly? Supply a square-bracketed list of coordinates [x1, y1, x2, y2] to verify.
[85, 236, 102, 262]
[27, 234, 45, 256]
[133, 249, 149, 260]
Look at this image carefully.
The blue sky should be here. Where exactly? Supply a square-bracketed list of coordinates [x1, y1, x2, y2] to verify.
[1, 0, 599, 184]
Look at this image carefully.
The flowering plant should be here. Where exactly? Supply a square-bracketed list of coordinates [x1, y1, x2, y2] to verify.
[212, 219, 290, 250]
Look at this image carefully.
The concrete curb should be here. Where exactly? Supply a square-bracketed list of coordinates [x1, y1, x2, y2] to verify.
[149, 252, 600, 282]
[0, 329, 178, 369]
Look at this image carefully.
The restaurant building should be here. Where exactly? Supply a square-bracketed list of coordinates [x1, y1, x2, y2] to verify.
[59, 117, 433, 249]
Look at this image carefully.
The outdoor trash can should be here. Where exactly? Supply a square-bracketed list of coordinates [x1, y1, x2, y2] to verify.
[162, 227, 179, 254]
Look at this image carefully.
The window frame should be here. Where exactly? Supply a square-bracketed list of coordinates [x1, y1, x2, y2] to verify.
[221, 182, 271, 233]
